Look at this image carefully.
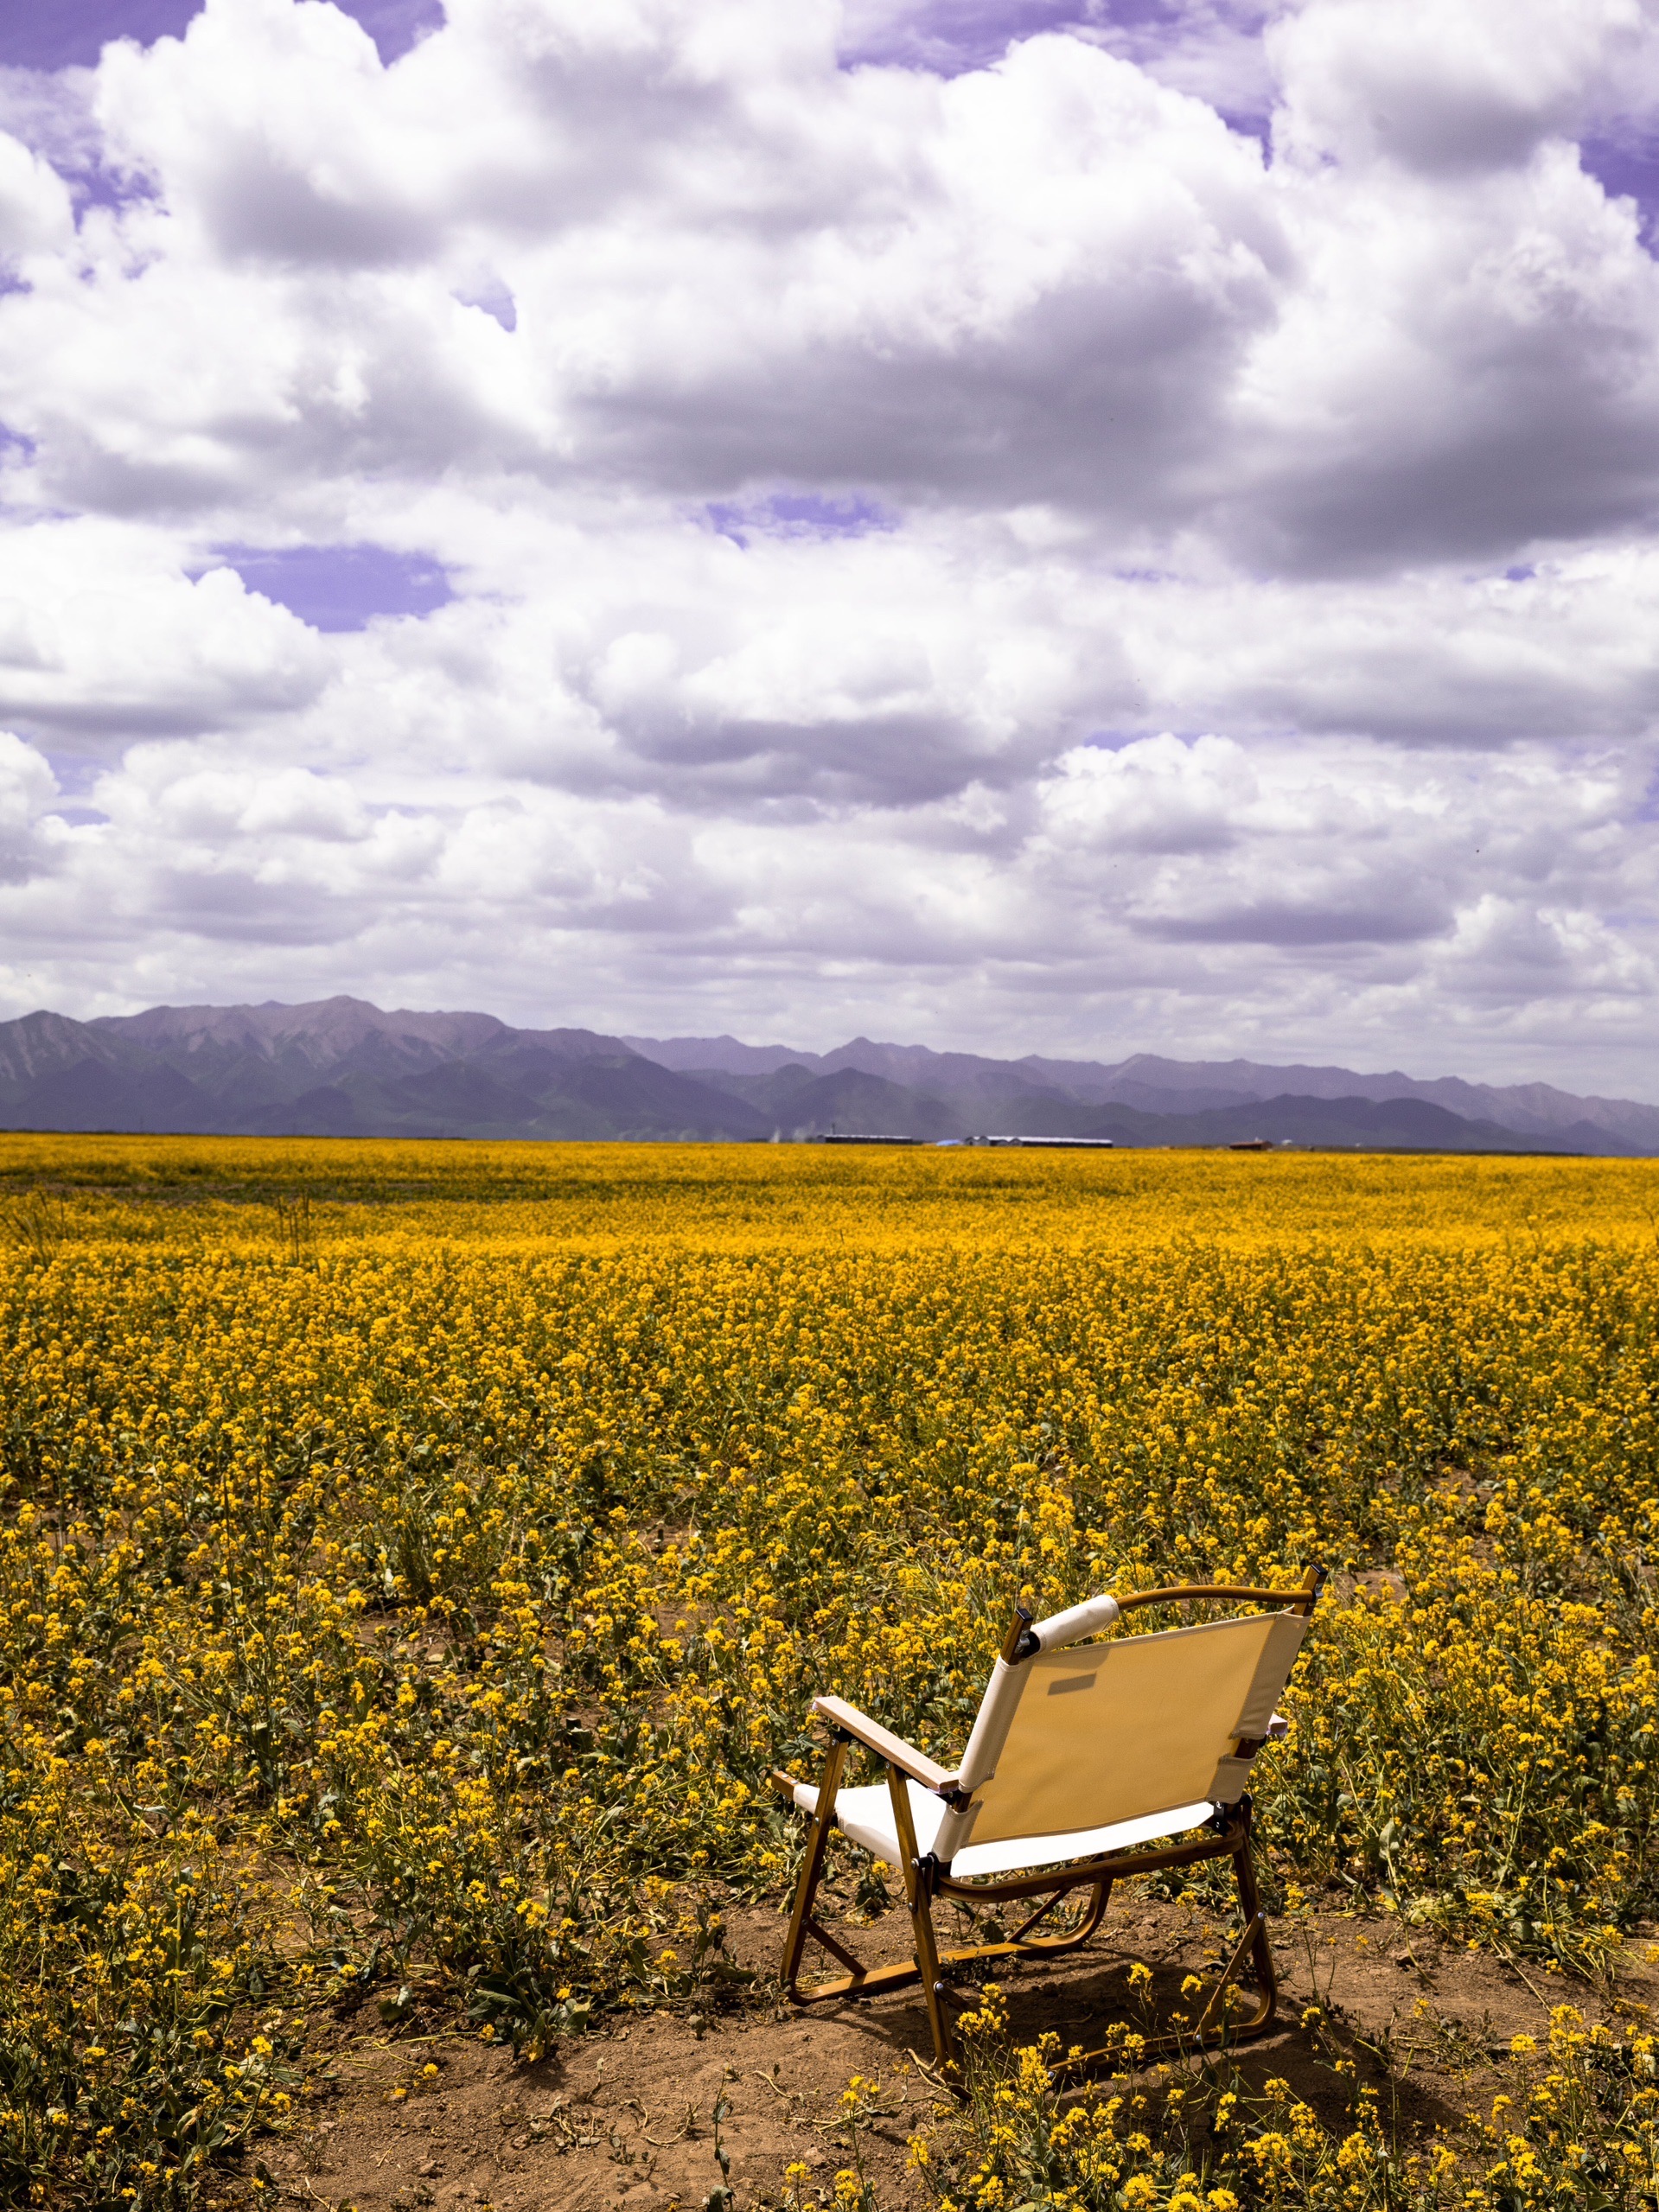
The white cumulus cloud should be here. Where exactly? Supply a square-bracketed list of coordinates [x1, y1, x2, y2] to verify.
[0, 0, 1654, 1093]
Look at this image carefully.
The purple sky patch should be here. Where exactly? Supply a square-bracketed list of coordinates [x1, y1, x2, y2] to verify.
[0, 0, 201, 72]
[839, 0, 1252, 86]
[0, 0, 443, 71]
[706, 492, 896, 547]
[205, 545, 453, 632]
[841, 0, 1094, 74]
[71, 162, 159, 216]
[41, 750, 106, 802]
[1579, 137, 1659, 232]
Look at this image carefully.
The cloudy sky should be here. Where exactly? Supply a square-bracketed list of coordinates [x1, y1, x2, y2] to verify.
[2, 0, 1658, 1088]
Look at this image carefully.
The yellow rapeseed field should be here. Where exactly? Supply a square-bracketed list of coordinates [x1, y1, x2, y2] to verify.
[0, 1137, 1656, 2209]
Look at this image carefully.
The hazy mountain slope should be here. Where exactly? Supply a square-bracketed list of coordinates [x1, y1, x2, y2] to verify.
[626, 1034, 1659, 1148]
[531, 1055, 769, 1139]
[243, 1086, 365, 1138]
[93, 997, 513, 1064]
[80, 999, 513, 1114]
[3, 1055, 220, 1135]
[1047, 1053, 1659, 1144]
[0, 1010, 122, 1092]
[619, 1033, 824, 1076]
[689, 1061, 1004, 1137]
[1074, 1093, 1598, 1153]
[770, 1068, 968, 1140]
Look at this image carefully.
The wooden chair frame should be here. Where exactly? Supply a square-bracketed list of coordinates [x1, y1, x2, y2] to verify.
[771, 1571, 1323, 2080]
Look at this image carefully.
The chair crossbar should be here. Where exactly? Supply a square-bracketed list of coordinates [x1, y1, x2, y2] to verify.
[803, 1916, 866, 1975]
[1009, 1885, 1088, 1944]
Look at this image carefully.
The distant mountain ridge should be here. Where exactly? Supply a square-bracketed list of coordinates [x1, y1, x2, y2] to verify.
[0, 1000, 765, 1144]
[0, 996, 1649, 1153]
[629, 1034, 1659, 1149]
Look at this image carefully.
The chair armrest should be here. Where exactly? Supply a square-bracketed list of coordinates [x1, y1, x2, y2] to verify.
[811, 1694, 959, 1794]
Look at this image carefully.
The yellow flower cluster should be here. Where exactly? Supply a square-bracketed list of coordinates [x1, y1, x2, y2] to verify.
[0, 1135, 1656, 2208]
[915, 1990, 1657, 2212]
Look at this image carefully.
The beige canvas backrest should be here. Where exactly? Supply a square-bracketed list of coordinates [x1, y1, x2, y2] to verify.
[955, 1610, 1307, 1850]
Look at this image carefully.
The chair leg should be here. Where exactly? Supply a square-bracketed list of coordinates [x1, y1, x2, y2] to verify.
[909, 1880, 954, 2077]
[885, 1764, 957, 2076]
[1231, 1811, 1279, 2028]
[1193, 1814, 1277, 2045]
[780, 1736, 848, 1998]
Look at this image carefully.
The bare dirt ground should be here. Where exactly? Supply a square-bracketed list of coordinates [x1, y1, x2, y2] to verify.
[265, 1888, 1658, 2212]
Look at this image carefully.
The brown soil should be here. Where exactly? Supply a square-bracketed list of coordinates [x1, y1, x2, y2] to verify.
[265, 1892, 1657, 2212]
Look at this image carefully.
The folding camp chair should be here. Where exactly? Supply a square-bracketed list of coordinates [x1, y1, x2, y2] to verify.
[770, 1569, 1323, 2075]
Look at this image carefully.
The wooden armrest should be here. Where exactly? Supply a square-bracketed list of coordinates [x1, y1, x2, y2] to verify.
[1115, 1582, 1317, 1616]
[1115, 1565, 1324, 1619]
[811, 1694, 958, 1794]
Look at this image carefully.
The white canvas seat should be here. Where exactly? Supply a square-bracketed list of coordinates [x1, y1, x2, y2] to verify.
[789, 1775, 1219, 1879]
[771, 1571, 1322, 2078]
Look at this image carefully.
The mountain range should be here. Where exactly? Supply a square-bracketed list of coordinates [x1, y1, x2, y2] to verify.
[0, 997, 1653, 1154]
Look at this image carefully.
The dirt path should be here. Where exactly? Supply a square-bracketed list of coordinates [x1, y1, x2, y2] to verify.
[267, 1896, 1658, 2212]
